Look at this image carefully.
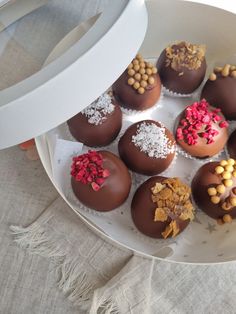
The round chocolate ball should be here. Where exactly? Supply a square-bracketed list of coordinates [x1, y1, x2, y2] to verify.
[227, 130, 236, 159]
[131, 176, 194, 238]
[201, 65, 236, 120]
[113, 55, 161, 111]
[67, 94, 122, 147]
[157, 41, 206, 94]
[175, 99, 228, 158]
[192, 159, 236, 223]
[118, 120, 176, 176]
[71, 150, 131, 212]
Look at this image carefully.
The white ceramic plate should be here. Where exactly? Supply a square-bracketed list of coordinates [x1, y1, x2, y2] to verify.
[36, 0, 236, 264]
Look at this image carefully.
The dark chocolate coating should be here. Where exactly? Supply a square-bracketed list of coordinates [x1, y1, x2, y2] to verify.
[131, 176, 190, 238]
[67, 101, 122, 147]
[71, 151, 131, 212]
[118, 120, 176, 176]
[227, 129, 236, 159]
[174, 109, 228, 158]
[192, 162, 236, 219]
[201, 76, 236, 120]
[112, 72, 161, 110]
[157, 49, 207, 94]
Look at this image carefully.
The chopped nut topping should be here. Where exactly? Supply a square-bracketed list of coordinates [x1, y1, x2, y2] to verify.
[165, 41, 206, 72]
[152, 178, 194, 239]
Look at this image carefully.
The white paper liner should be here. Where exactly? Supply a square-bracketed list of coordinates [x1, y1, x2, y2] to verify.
[176, 145, 225, 163]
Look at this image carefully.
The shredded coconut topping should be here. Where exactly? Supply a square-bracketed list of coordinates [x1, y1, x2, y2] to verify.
[81, 93, 115, 125]
[132, 122, 175, 158]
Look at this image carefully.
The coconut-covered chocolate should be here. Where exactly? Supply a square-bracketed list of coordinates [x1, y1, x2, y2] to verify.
[192, 159, 236, 224]
[201, 64, 236, 120]
[118, 120, 176, 175]
[67, 93, 122, 147]
[113, 54, 161, 110]
[157, 41, 206, 94]
[71, 150, 131, 211]
[131, 176, 194, 238]
[175, 99, 228, 158]
[227, 129, 236, 159]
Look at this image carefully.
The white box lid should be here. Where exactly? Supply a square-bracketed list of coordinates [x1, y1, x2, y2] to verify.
[0, 0, 148, 149]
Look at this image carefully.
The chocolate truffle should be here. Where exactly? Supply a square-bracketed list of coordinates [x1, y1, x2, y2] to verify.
[67, 93, 122, 147]
[192, 158, 236, 224]
[175, 99, 228, 158]
[157, 41, 206, 94]
[118, 120, 176, 176]
[227, 129, 236, 159]
[131, 176, 194, 238]
[71, 150, 131, 211]
[201, 64, 236, 120]
[113, 54, 161, 111]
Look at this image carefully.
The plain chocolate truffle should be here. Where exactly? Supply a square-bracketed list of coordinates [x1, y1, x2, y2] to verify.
[201, 64, 236, 120]
[71, 150, 131, 212]
[192, 159, 236, 223]
[118, 120, 176, 176]
[227, 129, 236, 159]
[157, 41, 206, 94]
[175, 99, 228, 158]
[113, 54, 161, 111]
[67, 93, 122, 147]
[131, 176, 194, 238]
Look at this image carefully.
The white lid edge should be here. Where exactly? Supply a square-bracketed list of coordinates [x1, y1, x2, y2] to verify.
[0, 0, 148, 149]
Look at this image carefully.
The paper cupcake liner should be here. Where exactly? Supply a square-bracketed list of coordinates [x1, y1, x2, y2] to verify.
[120, 87, 164, 116]
[176, 145, 225, 163]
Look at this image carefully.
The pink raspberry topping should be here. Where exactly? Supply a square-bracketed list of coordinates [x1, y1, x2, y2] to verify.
[176, 99, 228, 145]
[71, 150, 110, 191]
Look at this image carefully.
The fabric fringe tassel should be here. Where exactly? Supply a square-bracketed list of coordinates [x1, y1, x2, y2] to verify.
[10, 218, 116, 312]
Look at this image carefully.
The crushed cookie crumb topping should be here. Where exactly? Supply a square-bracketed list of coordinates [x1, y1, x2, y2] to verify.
[151, 178, 194, 239]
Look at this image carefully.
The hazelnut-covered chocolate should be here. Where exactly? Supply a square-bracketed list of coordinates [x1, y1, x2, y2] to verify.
[131, 176, 194, 238]
[118, 120, 176, 176]
[192, 159, 236, 224]
[113, 54, 161, 110]
[201, 64, 236, 120]
[175, 99, 228, 158]
[71, 150, 131, 211]
[67, 93, 122, 147]
[227, 129, 236, 159]
[157, 41, 206, 94]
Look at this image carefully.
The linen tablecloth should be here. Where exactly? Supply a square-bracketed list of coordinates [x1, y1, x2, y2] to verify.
[1, 1, 236, 313]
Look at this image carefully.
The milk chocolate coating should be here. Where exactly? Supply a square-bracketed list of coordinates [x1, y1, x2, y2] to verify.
[67, 101, 122, 147]
[157, 49, 206, 94]
[118, 120, 176, 176]
[71, 151, 131, 212]
[174, 109, 228, 158]
[131, 176, 190, 238]
[201, 76, 236, 120]
[112, 71, 161, 110]
[192, 162, 236, 219]
[227, 130, 236, 159]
